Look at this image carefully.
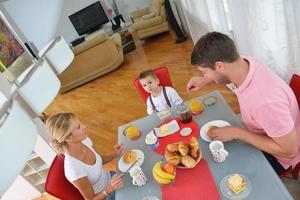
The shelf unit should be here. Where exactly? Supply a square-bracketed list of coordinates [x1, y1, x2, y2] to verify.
[20, 151, 49, 193]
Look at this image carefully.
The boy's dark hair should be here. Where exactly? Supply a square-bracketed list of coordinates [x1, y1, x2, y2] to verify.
[138, 70, 157, 80]
[191, 32, 239, 69]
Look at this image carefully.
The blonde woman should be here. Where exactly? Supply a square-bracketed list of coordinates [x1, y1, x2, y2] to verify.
[46, 112, 124, 200]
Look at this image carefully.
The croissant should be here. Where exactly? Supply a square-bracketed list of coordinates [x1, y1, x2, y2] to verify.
[178, 142, 189, 156]
[190, 137, 199, 151]
[181, 155, 196, 168]
[165, 149, 181, 165]
[167, 143, 179, 152]
[190, 148, 198, 159]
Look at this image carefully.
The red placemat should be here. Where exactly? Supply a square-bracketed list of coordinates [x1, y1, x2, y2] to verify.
[161, 159, 221, 200]
[154, 118, 199, 155]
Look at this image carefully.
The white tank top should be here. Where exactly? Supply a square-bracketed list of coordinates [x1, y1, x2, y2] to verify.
[64, 137, 111, 193]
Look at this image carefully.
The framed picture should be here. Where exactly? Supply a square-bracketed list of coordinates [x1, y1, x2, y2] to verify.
[0, 16, 24, 72]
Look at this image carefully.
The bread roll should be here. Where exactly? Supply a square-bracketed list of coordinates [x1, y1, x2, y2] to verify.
[165, 149, 181, 165]
[178, 142, 189, 156]
[167, 143, 179, 152]
[206, 126, 218, 139]
[123, 151, 137, 164]
[181, 155, 196, 168]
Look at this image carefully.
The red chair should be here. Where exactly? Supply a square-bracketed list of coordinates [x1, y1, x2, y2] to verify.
[134, 66, 173, 102]
[45, 155, 84, 200]
[279, 74, 300, 180]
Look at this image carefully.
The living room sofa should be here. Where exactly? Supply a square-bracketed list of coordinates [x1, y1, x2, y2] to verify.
[58, 30, 123, 92]
[130, 0, 169, 39]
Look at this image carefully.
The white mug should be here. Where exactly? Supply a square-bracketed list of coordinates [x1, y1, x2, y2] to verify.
[129, 166, 147, 186]
[209, 140, 229, 162]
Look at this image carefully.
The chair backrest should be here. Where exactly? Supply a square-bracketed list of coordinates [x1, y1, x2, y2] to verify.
[45, 155, 84, 200]
[134, 66, 173, 102]
[290, 74, 300, 109]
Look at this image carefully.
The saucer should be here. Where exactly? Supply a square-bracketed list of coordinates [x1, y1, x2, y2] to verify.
[118, 149, 145, 173]
[200, 120, 231, 142]
[180, 127, 192, 136]
[220, 174, 251, 200]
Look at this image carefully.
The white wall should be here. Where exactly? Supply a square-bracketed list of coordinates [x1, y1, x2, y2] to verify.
[2, 0, 64, 50]
[1, 0, 115, 50]
[116, 0, 150, 14]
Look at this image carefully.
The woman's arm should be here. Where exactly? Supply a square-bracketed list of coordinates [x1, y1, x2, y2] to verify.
[72, 174, 124, 200]
[102, 144, 124, 164]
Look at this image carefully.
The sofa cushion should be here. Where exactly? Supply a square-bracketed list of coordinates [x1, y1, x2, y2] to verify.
[132, 16, 163, 30]
[72, 31, 108, 55]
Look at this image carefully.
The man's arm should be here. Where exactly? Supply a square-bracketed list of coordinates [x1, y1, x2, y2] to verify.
[186, 76, 214, 92]
[211, 126, 298, 159]
[236, 127, 298, 159]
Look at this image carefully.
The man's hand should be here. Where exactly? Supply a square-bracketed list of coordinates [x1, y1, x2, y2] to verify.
[208, 126, 242, 142]
[186, 76, 213, 93]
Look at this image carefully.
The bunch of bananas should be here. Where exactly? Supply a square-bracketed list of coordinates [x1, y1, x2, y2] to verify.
[152, 161, 176, 184]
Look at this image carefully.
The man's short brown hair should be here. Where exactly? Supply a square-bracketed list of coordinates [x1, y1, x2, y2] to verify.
[191, 32, 239, 69]
[138, 70, 157, 80]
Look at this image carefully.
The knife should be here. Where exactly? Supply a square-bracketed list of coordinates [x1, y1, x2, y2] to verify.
[120, 158, 139, 177]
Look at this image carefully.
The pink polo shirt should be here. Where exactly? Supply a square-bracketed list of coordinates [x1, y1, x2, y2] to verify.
[235, 56, 300, 169]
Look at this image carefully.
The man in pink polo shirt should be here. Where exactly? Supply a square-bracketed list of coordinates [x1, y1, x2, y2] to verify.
[187, 32, 300, 174]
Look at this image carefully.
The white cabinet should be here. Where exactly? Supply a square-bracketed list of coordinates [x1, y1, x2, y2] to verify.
[2, 132, 56, 200]
[20, 152, 49, 193]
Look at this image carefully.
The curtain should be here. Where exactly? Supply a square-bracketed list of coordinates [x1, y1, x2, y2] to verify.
[176, 0, 230, 43]
[227, 0, 300, 81]
[177, 0, 300, 81]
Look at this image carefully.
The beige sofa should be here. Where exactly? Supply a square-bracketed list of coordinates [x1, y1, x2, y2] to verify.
[59, 30, 123, 92]
[130, 0, 169, 39]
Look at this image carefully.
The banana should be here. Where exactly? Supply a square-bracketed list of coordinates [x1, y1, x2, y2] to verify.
[153, 169, 173, 184]
[152, 161, 176, 184]
[153, 161, 176, 180]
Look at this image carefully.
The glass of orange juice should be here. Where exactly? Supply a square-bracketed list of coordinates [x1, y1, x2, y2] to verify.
[189, 99, 203, 116]
[123, 125, 141, 140]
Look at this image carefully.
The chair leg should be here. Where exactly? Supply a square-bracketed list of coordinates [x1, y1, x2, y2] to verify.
[291, 164, 300, 180]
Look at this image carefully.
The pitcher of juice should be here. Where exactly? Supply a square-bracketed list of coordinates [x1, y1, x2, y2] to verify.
[176, 102, 193, 123]
[123, 125, 141, 140]
[189, 99, 203, 115]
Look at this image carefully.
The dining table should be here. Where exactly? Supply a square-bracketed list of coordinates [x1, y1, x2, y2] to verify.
[116, 90, 293, 200]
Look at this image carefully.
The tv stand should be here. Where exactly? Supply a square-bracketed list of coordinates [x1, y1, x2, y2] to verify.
[70, 37, 85, 47]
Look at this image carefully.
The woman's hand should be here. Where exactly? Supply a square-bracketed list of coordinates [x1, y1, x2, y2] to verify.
[114, 144, 124, 157]
[186, 76, 213, 93]
[107, 174, 124, 193]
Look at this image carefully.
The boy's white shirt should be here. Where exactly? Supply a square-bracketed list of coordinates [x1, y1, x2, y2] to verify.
[146, 86, 183, 115]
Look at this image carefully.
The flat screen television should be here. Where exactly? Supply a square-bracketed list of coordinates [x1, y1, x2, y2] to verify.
[69, 2, 109, 36]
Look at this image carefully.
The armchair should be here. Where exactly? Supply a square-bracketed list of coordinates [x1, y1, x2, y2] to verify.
[130, 0, 169, 39]
[58, 30, 123, 93]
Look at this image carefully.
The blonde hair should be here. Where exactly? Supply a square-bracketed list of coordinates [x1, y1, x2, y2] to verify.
[46, 112, 76, 153]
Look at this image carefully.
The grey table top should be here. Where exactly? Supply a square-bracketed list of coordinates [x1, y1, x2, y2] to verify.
[116, 90, 293, 200]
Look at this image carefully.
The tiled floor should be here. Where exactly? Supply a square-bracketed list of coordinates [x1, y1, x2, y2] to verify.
[282, 177, 300, 199]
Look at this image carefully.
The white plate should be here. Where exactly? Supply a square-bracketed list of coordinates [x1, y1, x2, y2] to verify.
[118, 149, 145, 173]
[200, 120, 231, 142]
[220, 174, 251, 200]
[180, 127, 192, 136]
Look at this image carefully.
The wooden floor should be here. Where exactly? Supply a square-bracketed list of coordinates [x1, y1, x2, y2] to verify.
[39, 33, 239, 199]
[45, 32, 240, 170]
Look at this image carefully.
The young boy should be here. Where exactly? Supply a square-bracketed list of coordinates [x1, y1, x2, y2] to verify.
[138, 69, 183, 115]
